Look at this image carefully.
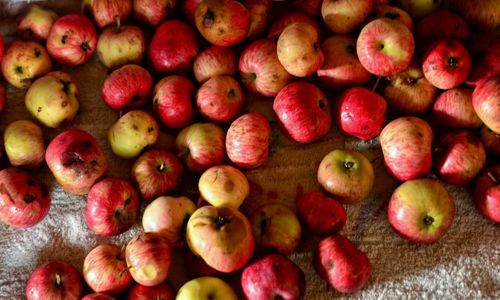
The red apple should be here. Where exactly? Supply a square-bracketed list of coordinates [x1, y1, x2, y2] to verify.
[0, 168, 50, 228]
[239, 39, 292, 97]
[473, 165, 500, 223]
[152, 75, 195, 129]
[314, 234, 372, 293]
[322, 0, 373, 34]
[26, 261, 83, 300]
[297, 191, 347, 236]
[467, 34, 500, 86]
[182, 0, 203, 25]
[133, 0, 176, 27]
[17, 4, 58, 41]
[83, 0, 132, 28]
[81, 293, 116, 300]
[480, 125, 500, 157]
[148, 20, 199, 75]
[293, 0, 322, 16]
[193, 46, 237, 83]
[84, 178, 140, 236]
[431, 88, 482, 129]
[370, 4, 413, 31]
[416, 10, 470, 52]
[127, 282, 174, 300]
[273, 82, 331, 144]
[83, 244, 133, 295]
[97, 25, 146, 70]
[472, 76, 500, 134]
[267, 11, 320, 40]
[242, 0, 272, 38]
[451, 0, 499, 31]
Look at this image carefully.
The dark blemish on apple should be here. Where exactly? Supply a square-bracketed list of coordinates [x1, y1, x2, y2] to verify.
[379, 43, 385, 50]
[147, 127, 154, 133]
[202, 10, 215, 28]
[423, 215, 434, 226]
[224, 180, 234, 192]
[227, 88, 235, 98]
[328, 260, 335, 271]
[26, 178, 36, 186]
[363, 125, 369, 131]
[114, 210, 121, 218]
[132, 124, 139, 131]
[61, 35, 68, 44]
[218, 27, 225, 35]
[60, 80, 71, 94]
[34, 48, 41, 58]
[61, 101, 68, 108]
[81, 41, 92, 52]
[385, 12, 400, 20]
[14, 66, 23, 74]
[274, 294, 285, 300]
[417, 131, 424, 138]
[447, 57, 459, 69]
[23, 193, 36, 204]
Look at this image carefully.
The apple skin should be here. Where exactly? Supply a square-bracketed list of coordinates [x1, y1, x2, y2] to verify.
[4, 120, 45, 169]
[148, 20, 199, 75]
[277, 22, 324, 77]
[46, 14, 97, 66]
[81, 293, 116, 300]
[314, 234, 372, 293]
[125, 232, 172, 287]
[45, 129, 108, 195]
[416, 10, 470, 52]
[273, 82, 331, 144]
[467, 34, 500, 86]
[226, 113, 271, 169]
[26, 261, 83, 300]
[196, 75, 245, 123]
[131, 148, 184, 202]
[0, 168, 50, 228]
[322, 0, 373, 34]
[472, 76, 500, 134]
[239, 39, 292, 97]
[370, 4, 413, 31]
[297, 191, 347, 236]
[241, 254, 305, 300]
[142, 196, 196, 247]
[83, 244, 133, 295]
[480, 125, 500, 157]
[433, 130, 486, 185]
[422, 39, 471, 90]
[193, 46, 237, 83]
[126, 282, 174, 300]
[431, 88, 482, 129]
[397, 0, 442, 18]
[83, 0, 132, 28]
[242, 0, 272, 38]
[293, 0, 322, 16]
[334, 87, 387, 140]
[451, 0, 500, 31]
[317, 35, 371, 89]
[473, 165, 500, 223]
[357, 18, 414, 76]
[17, 4, 58, 41]
[176, 277, 238, 300]
[152, 75, 195, 129]
[97, 25, 146, 70]
[84, 178, 140, 237]
[186, 206, 255, 273]
[199, 165, 249, 209]
[267, 12, 320, 40]
[1, 40, 52, 89]
[317, 149, 375, 204]
[182, 0, 203, 25]
[133, 0, 176, 27]
[379, 117, 433, 181]
[182, 250, 220, 279]
[388, 178, 456, 243]
[195, 0, 250, 46]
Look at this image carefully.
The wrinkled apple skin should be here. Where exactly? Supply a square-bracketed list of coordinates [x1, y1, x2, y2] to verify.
[4, 120, 45, 168]
[83, 244, 133, 295]
[176, 277, 238, 300]
[84, 178, 140, 236]
[472, 76, 500, 134]
[0, 168, 50, 228]
[17, 4, 58, 41]
[97, 25, 146, 70]
[267, 11, 320, 40]
[199, 165, 249, 209]
[431, 88, 482, 129]
[45, 129, 108, 195]
[81, 293, 116, 300]
[126, 282, 174, 300]
[297, 191, 347, 236]
[153, 75, 195, 129]
[226, 113, 271, 169]
[480, 125, 500, 157]
[416, 10, 470, 52]
[84, 0, 132, 28]
[473, 165, 500, 223]
[380, 117, 433, 181]
[193, 46, 237, 84]
[26, 261, 83, 300]
[321, 0, 373, 34]
[314, 234, 372, 293]
[133, 0, 176, 27]
[370, 4, 414, 32]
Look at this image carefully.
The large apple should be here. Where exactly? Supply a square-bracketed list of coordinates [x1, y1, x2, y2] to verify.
[322, 0, 373, 34]
[26, 261, 83, 300]
[472, 76, 500, 134]
[416, 10, 470, 52]
[3, 120, 45, 168]
[97, 25, 146, 70]
[133, 0, 176, 27]
[473, 165, 500, 223]
[153, 75, 195, 129]
[17, 4, 58, 41]
[480, 125, 500, 157]
[83, 0, 132, 28]
[242, 0, 272, 38]
[199, 165, 249, 209]
[193, 46, 237, 83]
[126, 282, 174, 300]
[267, 11, 320, 40]
[297, 191, 347, 236]
[431, 88, 482, 129]
[176, 277, 237, 300]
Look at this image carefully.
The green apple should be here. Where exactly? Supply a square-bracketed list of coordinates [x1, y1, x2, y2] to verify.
[198, 165, 249, 209]
[16, 4, 58, 41]
[4, 120, 45, 168]
[397, 0, 442, 18]
[175, 277, 238, 300]
[97, 25, 146, 70]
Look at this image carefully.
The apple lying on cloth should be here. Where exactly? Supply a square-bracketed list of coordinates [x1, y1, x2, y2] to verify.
[176, 277, 238, 300]
[199, 165, 249, 209]
[26, 261, 83, 300]
[297, 191, 347, 236]
[473, 165, 500, 223]
[3, 120, 45, 169]
[16, 4, 58, 41]
[97, 25, 146, 70]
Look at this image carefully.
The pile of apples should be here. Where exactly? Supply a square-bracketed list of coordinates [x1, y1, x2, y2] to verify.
[0, 0, 498, 299]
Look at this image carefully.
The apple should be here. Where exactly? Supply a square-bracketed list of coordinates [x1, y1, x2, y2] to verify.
[277, 22, 324, 77]
[381, 60, 436, 115]
[195, 0, 250, 46]
[357, 18, 414, 76]
[196, 75, 245, 123]
[379, 117, 433, 181]
[131, 148, 184, 202]
[273, 82, 331, 144]
[25, 71, 79, 128]
[334, 87, 387, 140]
[83, 244, 133, 295]
[175, 122, 225, 173]
[226, 113, 271, 168]
[267, 11, 320, 40]
[126, 282, 174, 300]
[84, 178, 140, 236]
[317, 35, 371, 89]
[322, 0, 373, 34]
[317, 149, 375, 204]
[125, 232, 172, 286]
[133, 0, 176, 27]
[83, 0, 132, 28]
[297, 191, 347, 236]
[480, 125, 500, 157]
[142, 196, 196, 247]
[1, 40, 52, 89]
[45, 129, 108, 195]
[17, 4, 58, 41]
[431, 88, 482, 129]
[148, 19, 199, 75]
[3, 120, 45, 168]
[370, 4, 413, 31]
[186, 206, 255, 273]
[473, 165, 500, 222]
[193, 46, 237, 83]
[152, 75, 195, 129]
[108, 110, 159, 159]
[422, 39, 471, 90]
[102, 64, 152, 111]
[0, 168, 50, 228]
[241, 254, 305, 300]
[46, 14, 97, 66]
[416, 10, 470, 52]
[314, 234, 372, 293]
[199, 165, 249, 209]
[242, 0, 272, 38]
[452, 0, 499, 31]
[397, 0, 442, 18]
[293, 0, 322, 16]
[97, 25, 146, 70]
[388, 178, 455, 243]
[81, 293, 116, 300]
[176, 277, 237, 300]
[182, 0, 203, 25]
[239, 39, 292, 97]
[26, 261, 83, 300]
[472, 76, 500, 134]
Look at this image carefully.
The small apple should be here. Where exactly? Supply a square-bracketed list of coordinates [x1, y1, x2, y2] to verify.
[126, 282, 174, 300]
[26, 261, 83, 300]
[293, 0, 322, 16]
[370, 4, 413, 31]
[480, 125, 500, 157]
[297, 191, 347, 236]
[397, 0, 442, 18]
[83, 0, 132, 28]
[182, 0, 203, 25]
[473, 165, 500, 223]
[416, 10, 470, 52]
[322, 0, 373, 34]
[452, 0, 499, 31]
[81, 293, 116, 300]
[3, 120, 45, 168]
[242, 0, 271, 38]
[176, 277, 237, 300]
[199, 165, 249, 209]
[193, 46, 237, 83]
[472, 76, 500, 134]
[133, 0, 176, 27]
[97, 25, 146, 70]
[267, 11, 320, 40]
[431, 88, 482, 129]
[17, 4, 58, 41]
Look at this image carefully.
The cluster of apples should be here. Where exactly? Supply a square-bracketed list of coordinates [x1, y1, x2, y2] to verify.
[0, 0, 498, 299]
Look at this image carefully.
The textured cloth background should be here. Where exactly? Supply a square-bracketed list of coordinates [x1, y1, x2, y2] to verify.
[0, 1, 499, 299]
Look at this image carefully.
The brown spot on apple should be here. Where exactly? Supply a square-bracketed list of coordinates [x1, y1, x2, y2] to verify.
[34, 48, 41, 57]
[23, 193, 36, 203]
[224, 180, 234, 192]
[81, 41, 91, 52]
[202, 10, 215, 28]
[14, 66, 24, 74]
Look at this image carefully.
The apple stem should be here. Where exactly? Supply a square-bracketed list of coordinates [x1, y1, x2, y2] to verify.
[487, 172, 498, 185]
[55, 273, 62, 286]
[116, 16, 121, 30]
[372, 76, 382, 91]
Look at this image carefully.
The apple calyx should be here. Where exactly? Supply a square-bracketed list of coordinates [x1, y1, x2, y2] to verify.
[81, 41, 92, 52]
[215, 215, 231, 229]
[15, 65, 24, 75]
[202, 10, 215, 28]
[423, 215, 434, 226]
[447, 57, 459, 69]
[343, 160, 355, 170]
[487, 172, 499, 185]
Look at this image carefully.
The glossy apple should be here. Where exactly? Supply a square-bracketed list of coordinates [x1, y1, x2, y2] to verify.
[416, 10, 470, 52]
[398, 0, 442, 18]
[297, 191, 347, 236]
[473, 165, 500, 223]
[267, 11, 320, 40]
[480, 125, 500, 157]
[17, 4, 58, 41]
[97, 25, 146, 70]
[431, 88, 482, 129]
[370, 4, 413, 31]
[3, 120, 45, 168]
[322, 0, 373, 34]
[193, 46, 237, 83]
[472, 76, 500, 134]
[242, 0, 271, 38]
[126, 282, 174, 300]
[176, 277, 237, 300]
[26, 261, 83, 300]
[133, 0, 176, 27]
[83, 0, 132, 28]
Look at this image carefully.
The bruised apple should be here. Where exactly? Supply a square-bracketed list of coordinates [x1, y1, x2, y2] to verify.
[199, 165, 249, 209]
